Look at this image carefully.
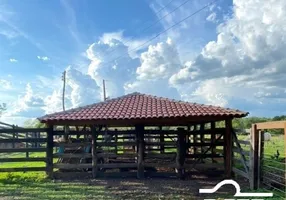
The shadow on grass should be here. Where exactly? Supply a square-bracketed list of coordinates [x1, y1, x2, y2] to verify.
[0, 172, 282, 200]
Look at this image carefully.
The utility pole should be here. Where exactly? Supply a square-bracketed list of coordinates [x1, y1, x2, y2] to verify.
[62, 71, 66, 111]
[103, 79, 107, 101]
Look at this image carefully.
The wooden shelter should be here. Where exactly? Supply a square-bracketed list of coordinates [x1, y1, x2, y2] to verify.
[39, 92, 248, 179]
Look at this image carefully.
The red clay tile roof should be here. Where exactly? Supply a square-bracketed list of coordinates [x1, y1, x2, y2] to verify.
[39, 92, 248, 123]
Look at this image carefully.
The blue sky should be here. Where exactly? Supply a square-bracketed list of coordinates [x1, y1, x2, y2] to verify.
[1, 0, 286, 125]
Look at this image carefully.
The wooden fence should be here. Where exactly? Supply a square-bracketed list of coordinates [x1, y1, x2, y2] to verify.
[0, 123, 243, 181]
[254, 121, 286, 198]
[0, 128, 48, 172]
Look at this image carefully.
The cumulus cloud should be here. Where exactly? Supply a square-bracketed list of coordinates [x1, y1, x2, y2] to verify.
[0, 79, 12, 90]
[125, 38, 181, 99]
[136, 38, 181, 80]
[42, 66, 101, 114]
[37, 56, 50, 61]
[66, 66, 101, 107]
[3, 83, 45, 118]
[9, 58, 17, 62]
[86, 38, 139, 98]
[170, 0, 286, 108]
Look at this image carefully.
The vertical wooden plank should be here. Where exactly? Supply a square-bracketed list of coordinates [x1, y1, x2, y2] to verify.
[200, 123, 205, 154]
[176, 128, 186, 179]
[76, 126, 80, 139]
[12, 125, 15, 148]
[159, 126, 164, 154]
[46, 125, 54, 179]
[136, 125, 145, 179]
[250, 124, 259, 190]
[114, 129, 118, 154]
[186, 126, 190, 154]
[211, 122, 216, 163]
[193, 125, 198, 155]
[91, 125, 98, 178]
[258, 130, 264, 188]
[25, 132, 29, 158]
[225, 119, 233, 178]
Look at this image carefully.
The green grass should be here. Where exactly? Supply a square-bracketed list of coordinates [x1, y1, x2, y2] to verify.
[0, 134, 284, 199]
[0, 176, 110, 200]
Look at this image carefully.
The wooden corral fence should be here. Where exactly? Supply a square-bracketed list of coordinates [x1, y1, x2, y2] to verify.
[0, 128, 48, 172]
[252, 121, 286, 198]
[50, 123, 228, 179]
[231, 129, 251, 182]
[0, 120, 248, 180]
[0, 122, 43, 157]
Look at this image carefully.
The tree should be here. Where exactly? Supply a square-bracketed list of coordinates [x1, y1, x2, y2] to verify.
[24, 119, 46, 128]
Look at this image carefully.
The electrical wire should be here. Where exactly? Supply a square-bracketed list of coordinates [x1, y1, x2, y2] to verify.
[100, 0, 218, 68]
[99, 0, 191, 57]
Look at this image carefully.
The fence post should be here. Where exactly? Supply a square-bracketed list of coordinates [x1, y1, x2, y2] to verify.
[225, 119, 233, 178]
[176, 128, 186, 179]
[12, 125, 15, 148]
[211, 122, 216, 163]
[250, 124, 259, 190]
[136, 125, 145, 179]
[46, 125, 54, 179]
[25, 132, 29, 158]
[258, 130, 264, 188]
[91, 125, 98, 178]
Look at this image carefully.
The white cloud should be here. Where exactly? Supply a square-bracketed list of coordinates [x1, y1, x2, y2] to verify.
[37, 56, 50, 61]
[66, 66, 101, 107]
[206, 12, 217, 22]
[2, 83, 45, 119]
[0, 29, 18, 39]
[124, 38, 181, 99]
[136, 38, 181, 80]
[86, 38, 139, 98]
[42, 66, 101, 114]
[170, 0, 286, 109]
[0, 79, 12, 90]
[9, 58, 17, 62]
[43, 90, 64, 114]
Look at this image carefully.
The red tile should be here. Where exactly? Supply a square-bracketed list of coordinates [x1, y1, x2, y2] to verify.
[39, 92, 248, 122]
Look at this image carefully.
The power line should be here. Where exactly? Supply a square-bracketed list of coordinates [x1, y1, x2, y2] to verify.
[152, 0, 175, 16]
[98, 0, 190, 57]
[99, 0, 218, 68]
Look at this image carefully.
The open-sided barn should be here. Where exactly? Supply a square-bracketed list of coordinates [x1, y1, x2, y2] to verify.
[38, 92, 248, 179]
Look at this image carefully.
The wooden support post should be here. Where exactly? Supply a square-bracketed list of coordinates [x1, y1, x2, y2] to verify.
[250, 124, 259, 189]
[114, 129, 118, 154]
[76, 126, 80, 139]
[38, 132, 41, 147]
[193, 125, 198, 155]
[25, 132, 29, 158]
[46, 125, 54, 179]
[176, 128, 186, 179]
[211, 122, 216, 163]
[258, 130, 264, 188]
[186, 126, 190, 154]
[159, 126, 164, 154]
[200, 123, 205, 154]
[91, 125, 98, 178]
[136, 125, 145, 179]
[224, 119, 233, 178]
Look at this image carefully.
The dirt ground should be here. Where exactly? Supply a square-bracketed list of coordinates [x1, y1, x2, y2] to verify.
[54, 172, 249, 200]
